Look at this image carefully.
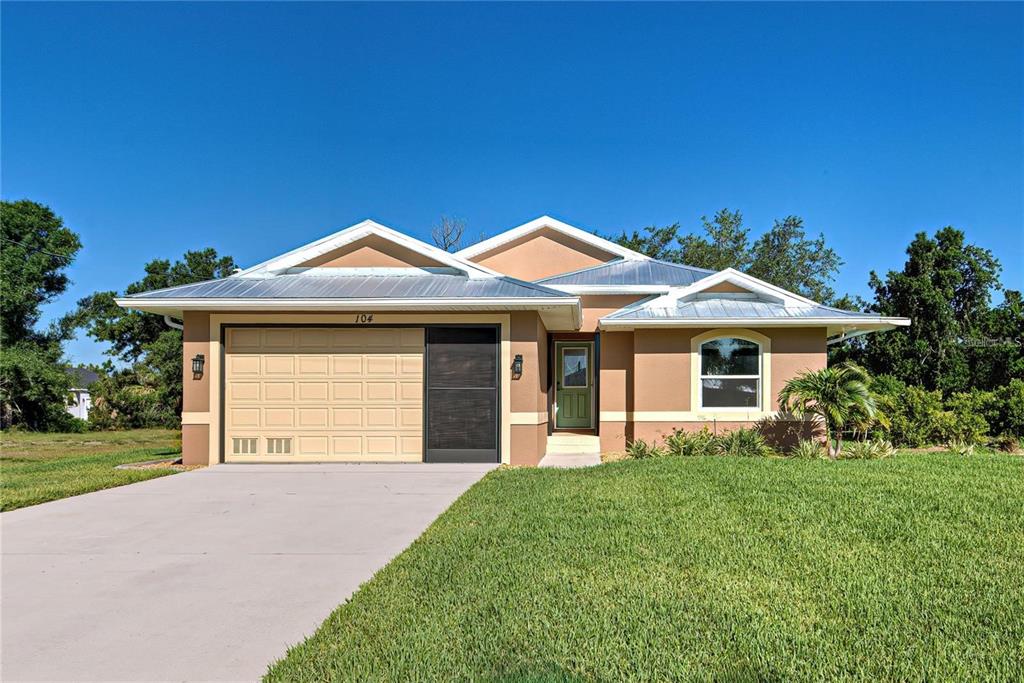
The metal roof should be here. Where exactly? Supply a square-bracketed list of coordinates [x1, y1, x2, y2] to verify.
[536, 259, 714, 287]
[121, 272, 571, 301]
[603, 297, 882, 321]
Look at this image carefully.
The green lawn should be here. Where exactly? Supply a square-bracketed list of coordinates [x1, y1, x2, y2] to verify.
[0, 429, 184, 511]
[267, 454, 1024, 682]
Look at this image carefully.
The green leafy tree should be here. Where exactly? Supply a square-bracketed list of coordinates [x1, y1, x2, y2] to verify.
[0, 200, 82, 430]
[972, 290, 1024, 389]
[746, 216, 843, 303]
[615, 223, 682, 261]
[678, 209, 752, 273]
[851, 227, 1002, 394]
[778, 362, 877, 458]
[74, 249, 235, 424]
[617, 209, 843, 302]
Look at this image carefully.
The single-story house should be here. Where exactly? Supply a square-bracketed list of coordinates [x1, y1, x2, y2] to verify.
[117, 216, 909, 466]
[66, 367, 98, 420]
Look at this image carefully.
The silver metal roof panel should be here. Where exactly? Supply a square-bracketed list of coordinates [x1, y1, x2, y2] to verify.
[123, 273, 570, 301]
[535, 259, 714, 287]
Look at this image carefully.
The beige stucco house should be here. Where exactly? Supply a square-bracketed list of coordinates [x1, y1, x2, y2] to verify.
[117, 216, 909, 466]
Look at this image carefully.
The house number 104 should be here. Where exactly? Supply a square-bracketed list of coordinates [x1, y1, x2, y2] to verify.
[354, 313, 374, 323]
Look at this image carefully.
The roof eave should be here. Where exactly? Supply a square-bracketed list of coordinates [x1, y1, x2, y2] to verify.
[598, 316, 911, 332]
[546, 284, 673, 295]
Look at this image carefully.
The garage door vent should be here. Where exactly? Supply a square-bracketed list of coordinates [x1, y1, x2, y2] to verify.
[266, 437, 292, 455]
[232, 437, 257, 455]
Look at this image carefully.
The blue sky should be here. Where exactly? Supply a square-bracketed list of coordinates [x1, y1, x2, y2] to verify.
[3, 2, 1022, 366]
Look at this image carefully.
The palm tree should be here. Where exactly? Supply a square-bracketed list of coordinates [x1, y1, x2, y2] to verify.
[778, 362, 877, 458]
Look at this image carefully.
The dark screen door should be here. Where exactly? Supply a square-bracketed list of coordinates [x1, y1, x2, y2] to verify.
[425, 327, 499, 463]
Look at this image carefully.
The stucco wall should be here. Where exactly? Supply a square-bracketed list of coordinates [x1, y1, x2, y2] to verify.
[471, 228, 616, 281]
[579, 295, 645, 333]
[510, 311, 549, 465]
[299, 235, 445, 268]
[597, 326, 827, 453]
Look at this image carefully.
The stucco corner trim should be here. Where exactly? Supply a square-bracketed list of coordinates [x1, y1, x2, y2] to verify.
[181, 411, 211, 425]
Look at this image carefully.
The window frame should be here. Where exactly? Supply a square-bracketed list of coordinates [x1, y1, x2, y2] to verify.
[697, 336, 762, 411]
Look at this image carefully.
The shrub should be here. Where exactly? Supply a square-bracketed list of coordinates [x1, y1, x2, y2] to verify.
[870, 378, 945, 447]
[664, 428, 718, 457]
[840, 439, 896, 460]
[625, 439, 667, 459]
[932, 409, 988, 446]
[717, 428, 774, 458]
[991, 379, 1024, 439]
[790, 439, 827, 459]
[948, 439, 976, 457]
[62, 416, 90, 433]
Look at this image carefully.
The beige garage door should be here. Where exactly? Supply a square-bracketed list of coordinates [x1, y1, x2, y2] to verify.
[224, 327, 424, 462]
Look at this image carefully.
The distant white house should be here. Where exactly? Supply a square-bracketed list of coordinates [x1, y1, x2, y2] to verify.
[67, 367, 98, 420]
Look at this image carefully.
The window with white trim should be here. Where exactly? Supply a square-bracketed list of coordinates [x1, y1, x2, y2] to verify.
[699, 337, 761, 409]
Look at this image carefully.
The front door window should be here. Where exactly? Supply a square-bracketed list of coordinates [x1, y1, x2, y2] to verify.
[562, 348, 588, 388]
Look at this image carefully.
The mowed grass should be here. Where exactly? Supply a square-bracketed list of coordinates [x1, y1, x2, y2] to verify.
[267, 454, 1024, 682]
[1, 429, 182, 511]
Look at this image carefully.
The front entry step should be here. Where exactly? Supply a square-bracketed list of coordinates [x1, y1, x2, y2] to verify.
[546, 433, 601, 455]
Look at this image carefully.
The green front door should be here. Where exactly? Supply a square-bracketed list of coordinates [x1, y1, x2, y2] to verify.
[555, 342, 593, 429]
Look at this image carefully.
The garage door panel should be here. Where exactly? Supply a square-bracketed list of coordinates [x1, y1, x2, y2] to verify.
[366, 408, 397, 427]
[228, 355, 261, 376]
[366, 356, 398, 375]
[365, 382, 397, 401]
[332, 408, 362, 427]
[332, 356, 362, 374]
[229, 408, 260, 428]
[332, 382, 362, 401]
[333, 436, 362, 456]
[297, 435, 329, 456]
[229, 382, 260, 401]
[297, 356, 329, 375]
[264, 408, 295, 428]
[298, 328, 331, 348]
[263, 329, 295, 348]
[263, 356, 294, 375]
[264, 382, 294, 401]
[226, 327, 423, 462]
[365, 436, 398, 457]
[297, 382, 329, 401]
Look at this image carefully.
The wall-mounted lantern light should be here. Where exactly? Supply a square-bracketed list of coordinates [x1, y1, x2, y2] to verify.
[512, 354, 523, 377]
[192, 354, 205, 378]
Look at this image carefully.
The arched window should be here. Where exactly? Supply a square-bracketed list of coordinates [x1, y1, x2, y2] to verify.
[699, 337, 761, 409]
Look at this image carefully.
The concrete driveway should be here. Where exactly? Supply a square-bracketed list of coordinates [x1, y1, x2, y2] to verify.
[1, 463, 495, 682]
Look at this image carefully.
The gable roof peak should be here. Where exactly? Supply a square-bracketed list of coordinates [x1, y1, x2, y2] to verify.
[235, 218, 500, 279]
[456, 215, 650, 262]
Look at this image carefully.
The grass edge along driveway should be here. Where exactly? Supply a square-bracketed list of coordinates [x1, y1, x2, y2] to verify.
[1, 429, 183, 511]
[266, 453, 1024, 682]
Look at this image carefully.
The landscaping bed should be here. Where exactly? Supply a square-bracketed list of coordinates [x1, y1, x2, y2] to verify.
[267, 453, 1024, 682]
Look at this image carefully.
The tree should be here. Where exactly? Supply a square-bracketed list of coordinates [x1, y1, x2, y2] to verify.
[746, 216, 842, 303]
[973, 290, 1024, 390]
[849, 227, 1003, 394]
[431, 216, 465, 252]
[778, 363, 877, 458]
[74, 249, 235, 424]
[616, 223, 682, 261]
[616, 209, 843, 302]
[0, 200, 82, 430]
[678, 209, 752, 272]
